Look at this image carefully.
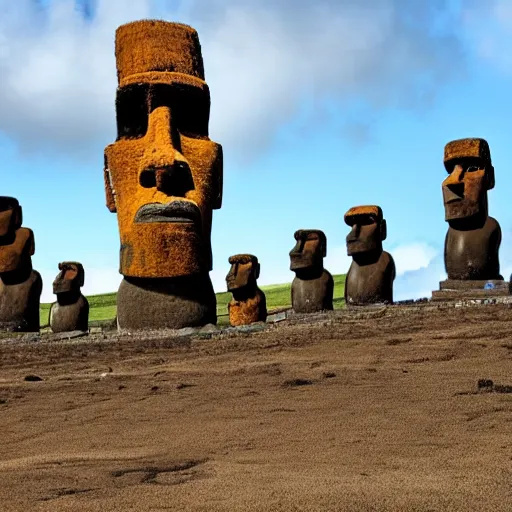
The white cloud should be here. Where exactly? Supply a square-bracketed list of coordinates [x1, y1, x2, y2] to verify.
[390, 242, 439, 276]
[0, 0, 469, 161]
[462, 0, 512, 75]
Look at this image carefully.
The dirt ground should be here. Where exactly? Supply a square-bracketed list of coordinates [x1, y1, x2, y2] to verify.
[1, 306, 512, 511]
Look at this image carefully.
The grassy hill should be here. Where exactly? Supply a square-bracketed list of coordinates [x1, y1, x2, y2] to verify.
[40, 274, 346, 328]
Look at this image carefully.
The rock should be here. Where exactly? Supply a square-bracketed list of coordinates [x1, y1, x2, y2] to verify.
[51, 330, 88, 341]
[174, 327, 199, 337]
[24, 375, 43, 382]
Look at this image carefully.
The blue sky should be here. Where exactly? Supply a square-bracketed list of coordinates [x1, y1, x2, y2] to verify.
[1, 0, 512, 302]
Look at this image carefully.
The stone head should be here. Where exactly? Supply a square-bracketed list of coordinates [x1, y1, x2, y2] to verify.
[104, 20, 223, 278]
[0, 228, 34, 274]
[442, 138, 494, 222]
[289, 229, 326, 272]
[53, 261, 85, 295]
[345, 205, 386, 256]
[226, 254, 260, 292]
[0, 197, 22, 240]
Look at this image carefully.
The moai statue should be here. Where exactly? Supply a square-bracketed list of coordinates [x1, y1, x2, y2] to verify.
[49, 262, 89, 333]
[344, 205, 395, 305]
[289, 229, 333, 313]
[226, 254, 267, 326]
[442, 138, 502, 281]
[0, 197, 42, 332]
[103, 20, 223, 330]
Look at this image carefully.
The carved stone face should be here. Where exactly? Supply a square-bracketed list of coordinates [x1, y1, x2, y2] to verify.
[0, 197, 22, 239]
[0, 228, 34, 274]
[345, 206, 386, 256]
[104, 21, 223, 278]
[53, 262, 84, 295]
[226, 255, 260, 292]
[289, 229, 326, 271]
[442, 138, 493, 222]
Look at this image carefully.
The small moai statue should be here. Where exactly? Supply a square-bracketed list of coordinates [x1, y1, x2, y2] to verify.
[226, 254, 267, 326]
[289, 229, 333, 313]
[344, 205, 395, 305]
[442, 138, 502, 280]
[104, 20, 223, 330]
[0, 197, 42, 332]
[49, 262, 89, 333]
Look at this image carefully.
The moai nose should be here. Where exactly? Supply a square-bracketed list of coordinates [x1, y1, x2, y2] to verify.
[140, 107, 193, 196]
[444, 164, 465, 201]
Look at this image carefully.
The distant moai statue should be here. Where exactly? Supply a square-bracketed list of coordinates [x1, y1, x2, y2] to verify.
[226, 254, 267, 326]
[49, 262, 89, 333]
[0, 197, 42, 332]
[289, 229, 333, 313]
[442, 138, 502, 281]
[344, 205, 395, 305]
[104, 20, 223, 330]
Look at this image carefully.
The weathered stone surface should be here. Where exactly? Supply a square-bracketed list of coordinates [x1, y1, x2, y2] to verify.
[50, 262, 89, 333]
[104, 20, 222, 330]
[289, 229, 333, 313]
[344, 205, 395, 305]
[439, 279, 508, 291]
[51, 330, 88, 341]
[117, 275, 217, 330]
[226, 254, 267, 326]
[0, 197, 42, 333]
[442, 138, 502, 281]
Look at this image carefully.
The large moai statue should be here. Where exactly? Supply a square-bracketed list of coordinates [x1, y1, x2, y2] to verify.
[344, 205, 395, 305]
[226, 254, 267, 326]
[49, 262, 89, 333]
[103, 20, 223, 330]
[432, 138, 506, 300]
[0, 197, 42, 332]
[442, 138, 502, 280]
[289, 229, 333, 313]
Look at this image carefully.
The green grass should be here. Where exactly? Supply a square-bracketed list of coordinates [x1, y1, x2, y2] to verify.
[40, 274, 346, 328]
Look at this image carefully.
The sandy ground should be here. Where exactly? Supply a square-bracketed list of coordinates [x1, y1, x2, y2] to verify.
[1, 306, 512, 511]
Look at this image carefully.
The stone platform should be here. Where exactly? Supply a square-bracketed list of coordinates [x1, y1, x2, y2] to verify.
[432, 279, 511, 301]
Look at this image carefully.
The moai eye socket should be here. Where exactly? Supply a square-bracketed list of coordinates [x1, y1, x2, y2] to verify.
[149, 83, 210, 139]
[466, 166, 482, 173]
[116, 84, 149, 140]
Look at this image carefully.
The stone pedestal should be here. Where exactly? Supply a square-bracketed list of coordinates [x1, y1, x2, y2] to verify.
[432, 279, 509, 301]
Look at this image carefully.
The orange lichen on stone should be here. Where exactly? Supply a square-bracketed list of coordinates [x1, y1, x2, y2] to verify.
[228, 254, 258, 265]
[226, 253, 266, 326]
[103, 18, 223, 279]
[115, 20, 205, 85]
[104, 130, 222, 277]
[0, 228, 34, 273]
[120, 71, 207, 89]
[229, 294, 266, 326]
[444, 138, 491, 170]
[344, 205, 382, 226]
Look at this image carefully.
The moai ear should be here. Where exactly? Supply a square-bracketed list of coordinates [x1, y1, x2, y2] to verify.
[380, 219, 387, 241]
[255, 262, 261, 280]
[104, 153, 117, 213]
[212, 145, 223, 210]
[486, 165, 495, 191]
[14, 205, 22, 230]
[77, 265, 85, 287]
[27, 230, 35, 256]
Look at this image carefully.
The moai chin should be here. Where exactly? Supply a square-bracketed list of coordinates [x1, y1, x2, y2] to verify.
[0, 197, 42, 332]
[442, 138, 502, 281]
[103, 20, 222, 330]
[289, 229, 334, 313]
[49, 262, 89, 333]
[226, 254, 267, 326]
[344, 205, 395, 305]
